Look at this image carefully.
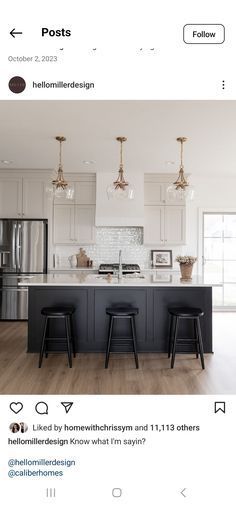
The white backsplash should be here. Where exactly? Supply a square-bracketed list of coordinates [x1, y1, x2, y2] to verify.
[54, 227, 186, 269]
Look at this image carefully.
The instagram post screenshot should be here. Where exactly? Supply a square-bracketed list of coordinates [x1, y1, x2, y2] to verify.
[0, 1, 236, 504]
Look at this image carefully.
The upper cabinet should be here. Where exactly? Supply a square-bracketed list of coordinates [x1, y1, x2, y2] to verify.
[53, 174, 96, 245]
[144, 174, 182, 205]
[23, 178, 47, 218]
[75, 181, 96, 204]
[53, 178, 96, 205]
[144, 174, 186, 245]
[0, 172, 50, 219]
[0, 177, 22, 218]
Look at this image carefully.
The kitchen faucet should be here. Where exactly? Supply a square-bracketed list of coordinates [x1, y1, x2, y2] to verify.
[118, 249, 123, 280]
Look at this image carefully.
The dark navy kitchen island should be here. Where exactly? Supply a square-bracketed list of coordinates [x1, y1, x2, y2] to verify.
[23, 273, 213, 354]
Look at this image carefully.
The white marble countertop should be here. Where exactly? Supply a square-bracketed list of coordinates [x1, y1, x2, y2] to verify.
[49, 268, 178, 272]
[49, 268, 98, 272]
[18, 272, 218, 287]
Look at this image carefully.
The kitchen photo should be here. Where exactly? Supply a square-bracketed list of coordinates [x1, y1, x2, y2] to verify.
[0, 100, 235, 395]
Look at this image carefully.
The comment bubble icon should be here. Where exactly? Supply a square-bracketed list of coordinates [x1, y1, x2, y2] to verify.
[35, 402, 49, 415]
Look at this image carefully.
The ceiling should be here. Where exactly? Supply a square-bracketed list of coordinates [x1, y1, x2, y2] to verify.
[0, 100, 236, 176]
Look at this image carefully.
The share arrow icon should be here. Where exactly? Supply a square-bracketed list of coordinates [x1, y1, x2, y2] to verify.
[61, 402, 73, 413]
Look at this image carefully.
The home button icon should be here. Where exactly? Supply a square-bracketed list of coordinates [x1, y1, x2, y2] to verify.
[112, 488, 122, 498]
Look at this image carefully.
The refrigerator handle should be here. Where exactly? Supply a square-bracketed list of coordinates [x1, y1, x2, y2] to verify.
[13, 223, 17, 270]
[19, 223, 22, 270]
[16, 223, 21, 271]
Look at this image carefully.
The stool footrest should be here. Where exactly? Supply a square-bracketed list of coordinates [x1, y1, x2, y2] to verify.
[110, 337, 134, 341]
[175, 338, 199, 343]
[43, 337, 71, 341]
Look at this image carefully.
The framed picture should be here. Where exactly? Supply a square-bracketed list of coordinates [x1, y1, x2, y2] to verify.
[151, 250, 172, 268]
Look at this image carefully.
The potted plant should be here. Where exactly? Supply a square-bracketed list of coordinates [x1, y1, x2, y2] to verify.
[176, 255, 197, 280]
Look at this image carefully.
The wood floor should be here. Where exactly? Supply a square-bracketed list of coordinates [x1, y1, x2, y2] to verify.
[0, 314, 235, 394]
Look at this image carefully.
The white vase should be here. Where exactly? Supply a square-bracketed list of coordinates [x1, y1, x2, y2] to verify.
[68, 255, 77, 268]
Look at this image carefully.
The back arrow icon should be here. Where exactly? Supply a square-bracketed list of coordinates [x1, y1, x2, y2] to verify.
[181, 488, 187, 497]
[10, 28, 23, 38]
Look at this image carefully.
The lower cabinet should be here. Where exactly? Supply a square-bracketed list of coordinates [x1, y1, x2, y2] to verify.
[27, 286, 213, 353]
[144, 205, 186, 245]
[53, 204, 95, 244]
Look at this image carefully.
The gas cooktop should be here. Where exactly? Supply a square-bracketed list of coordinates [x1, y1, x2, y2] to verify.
[98, 263, 141, 274]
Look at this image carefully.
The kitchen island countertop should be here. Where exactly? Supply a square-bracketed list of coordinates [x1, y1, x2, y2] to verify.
[19, 272, 218, 287]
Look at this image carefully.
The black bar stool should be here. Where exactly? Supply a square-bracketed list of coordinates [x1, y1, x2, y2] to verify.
[105, 307, 139, 369]
[168, 307, 205, 369]
[39, 306, 76, 368]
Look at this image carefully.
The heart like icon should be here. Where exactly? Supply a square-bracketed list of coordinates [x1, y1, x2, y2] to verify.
[10, 402, 23, 414]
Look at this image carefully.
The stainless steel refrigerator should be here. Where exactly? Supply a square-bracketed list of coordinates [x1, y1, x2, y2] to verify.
[0, 219, 47, 320]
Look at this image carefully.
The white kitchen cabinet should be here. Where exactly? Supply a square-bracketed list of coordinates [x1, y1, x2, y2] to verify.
[164, 206, 186, 244]
[144, 179, 180, 206]
[0, 178, 22, 218]
[23, 179, 47, 218]
[144, 205, 186, 245]
[53, 204, 95, 244]
[144, 181, 163, 205]
[75, 205, 95, 243]
[53, 177, 96, 205]
[144, 174, 186, 245]
[53, 174, 96, 244]
[0, 174, 48, 218]
[74, 181, 96, 204]
[53, 205, 75, 244]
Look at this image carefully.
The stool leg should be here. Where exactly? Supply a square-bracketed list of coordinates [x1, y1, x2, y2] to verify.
[69, 315, 76, 358]
[45, 318, 50, 358]
[105, 316, 114, 369]
[194, 319, 199, 358]
[65, 316, 72, 368]
[196, 317, 205, 369]
[130, 315, 139, 369]
[168, 315, 175, 358]
[39, 316, 48, 368]
[171, 316, 179, 369]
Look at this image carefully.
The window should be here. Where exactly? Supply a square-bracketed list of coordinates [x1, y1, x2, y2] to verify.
[203, 213, 236, 308]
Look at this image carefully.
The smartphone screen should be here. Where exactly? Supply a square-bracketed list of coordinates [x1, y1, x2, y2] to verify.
[0, 2, 235, 504]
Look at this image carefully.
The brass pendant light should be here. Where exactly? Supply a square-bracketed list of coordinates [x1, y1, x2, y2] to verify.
[52, 136, 69, 190]
[107, 137, 134, 200]
[47, 136, 74, 199]
[167, 137, 194, 200]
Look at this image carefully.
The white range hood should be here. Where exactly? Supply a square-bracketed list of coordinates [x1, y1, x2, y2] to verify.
[95, 172, 144, 226]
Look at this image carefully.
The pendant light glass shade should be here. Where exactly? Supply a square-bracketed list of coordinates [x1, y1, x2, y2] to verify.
[107, 137, 134, 200]
[166, 137, 194, 201]
[46, 136, 74, 200]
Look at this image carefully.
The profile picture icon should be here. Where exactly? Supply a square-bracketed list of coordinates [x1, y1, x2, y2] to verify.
[8, 76, 26, 94]
[19, 422, 28, 433]
[9, 422, 20, 433]
[9, 422, 28, 433]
